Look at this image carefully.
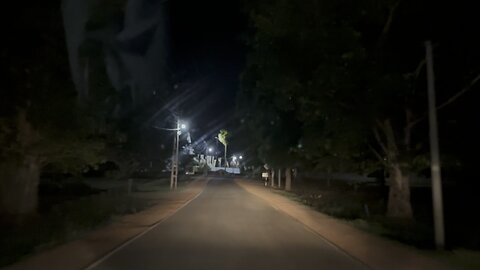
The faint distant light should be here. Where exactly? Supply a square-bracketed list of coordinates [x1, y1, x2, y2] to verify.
[297, 143, 303, 148]
[239, 155, 243, 159]
[232, 156, 237, 161]
[181, 123, 187, 129]
[208, 148, 213, 152]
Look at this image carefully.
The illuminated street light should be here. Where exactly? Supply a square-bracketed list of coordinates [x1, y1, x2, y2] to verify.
[208, 147, 213, 153]
[171, 119, 188, 190]
[153, 118, 188, 191]
[239, 155, 243, 160]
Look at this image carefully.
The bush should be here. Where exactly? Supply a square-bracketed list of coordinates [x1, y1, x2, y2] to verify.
[278, 179, 440, 249]
[0, 191, 155, 267]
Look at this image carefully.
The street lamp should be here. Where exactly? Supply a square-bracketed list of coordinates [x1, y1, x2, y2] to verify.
[170, 119, 187, 190]
[239, 155, 243, 160]
[153, 120, 187, 191]
[208, 147, 213, 153]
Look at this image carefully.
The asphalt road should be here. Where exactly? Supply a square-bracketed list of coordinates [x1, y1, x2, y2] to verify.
[89, 178, 370, 270]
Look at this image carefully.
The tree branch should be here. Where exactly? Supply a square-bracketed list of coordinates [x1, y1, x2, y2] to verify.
[437, 73, 480, 111]
[373, 124, 388, 155]
[410, 72, 480, 127]
[376, 120, 396, 152]
[382, 1, 402, 35]
[369, 144, 387, 166]
[376, 1, 402, 51]
[404, 108, 413, 150]
[382, 119, 399, 154]
[414, 59, 426, 79]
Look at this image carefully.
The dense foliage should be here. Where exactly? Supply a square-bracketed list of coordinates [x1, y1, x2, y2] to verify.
[0, 0, 171, 217]
[239, 0, 480, 219]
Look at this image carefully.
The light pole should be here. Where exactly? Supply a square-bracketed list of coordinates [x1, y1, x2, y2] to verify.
[170, 120, 187, 190]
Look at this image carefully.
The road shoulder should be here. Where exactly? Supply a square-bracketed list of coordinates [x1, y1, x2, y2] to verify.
[2, 178, 209, 270]
[235, 178, 459, 270]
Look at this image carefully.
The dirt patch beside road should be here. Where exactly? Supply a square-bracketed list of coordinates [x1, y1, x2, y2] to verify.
[235, 178, 459, 270]
[2, 178, 209, 270]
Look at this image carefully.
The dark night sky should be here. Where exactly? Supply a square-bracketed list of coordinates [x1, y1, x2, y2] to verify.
[166, 0, 246, 151]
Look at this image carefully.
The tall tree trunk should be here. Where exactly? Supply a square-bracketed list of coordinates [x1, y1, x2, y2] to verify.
[270, 169, 275, 187]
[285, 167, 292, 191]
[224, 144, 228, 167]
[0, 111, 40, 218]
[0, 157, 40, 217]
[387, 163, 413, 219]
[278, 168, 282, 188]
[374, 118, 414, 220]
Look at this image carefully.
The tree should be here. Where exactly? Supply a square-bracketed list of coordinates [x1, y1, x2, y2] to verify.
[241, 0, 480, 220]
[217, 129, 229, 167]
[1, 0, 173, 218]
[0, 1, 105, 217]
[240, 0, 371, 190]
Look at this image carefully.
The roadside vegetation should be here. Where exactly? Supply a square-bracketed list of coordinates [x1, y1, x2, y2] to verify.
[267, 176, 480, 269]
[272, 176, 479, 248]
[0, 175, 191, 267]
[236, 0, 479, 262]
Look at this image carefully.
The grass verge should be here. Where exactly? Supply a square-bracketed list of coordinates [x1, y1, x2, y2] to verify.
[0, 177, 181, 267]
[267, 180, 480, 270]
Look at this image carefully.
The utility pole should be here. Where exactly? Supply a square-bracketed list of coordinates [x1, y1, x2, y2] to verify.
[170, 119, 180, 190]
[425, 40, 445, 250]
